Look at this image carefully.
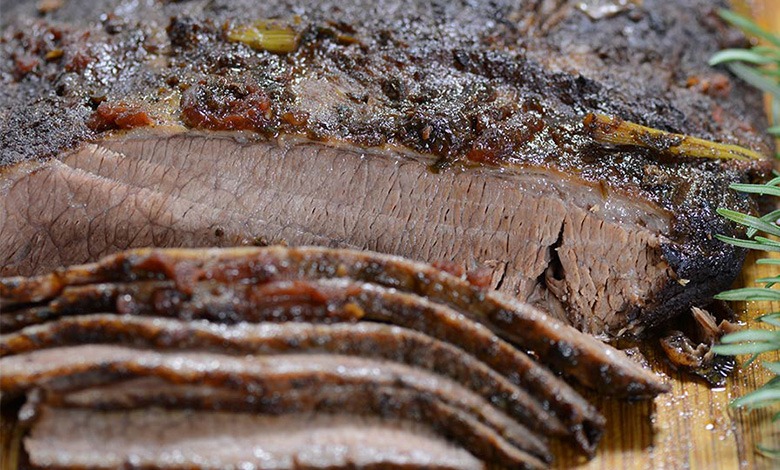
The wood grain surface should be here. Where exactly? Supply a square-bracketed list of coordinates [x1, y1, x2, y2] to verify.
[1, 2, 779, 469]
[550, 251, 780, 470]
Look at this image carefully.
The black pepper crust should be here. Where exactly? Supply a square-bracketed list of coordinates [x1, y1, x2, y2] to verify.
[0, 0, 773, 329]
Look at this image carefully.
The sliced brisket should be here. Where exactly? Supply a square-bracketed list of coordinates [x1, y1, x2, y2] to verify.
[33, 379, 547, 468]
[24, 406, 488, 469]
[1, 245, 672, 465]
[2, 344, 550, 465]
[0, 315, 569, 442]
[0, 246, 669, 397]
[2, 296, 604, 453]
[2, 0, 763, 463]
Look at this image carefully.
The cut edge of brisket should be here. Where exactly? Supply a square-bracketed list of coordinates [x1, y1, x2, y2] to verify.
[0, 130, 731, 339]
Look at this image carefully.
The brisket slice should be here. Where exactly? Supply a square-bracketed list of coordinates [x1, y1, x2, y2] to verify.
[0, 246, 668, 398]
[0, 315, 570, 444]
[3, 344, 548, 466]
[33, 379, 544, 469]
[0, 0, 771, 337]
[46, 377, 257, 410]
[1, 279, 370, 332]
[24, 405, 487, 470]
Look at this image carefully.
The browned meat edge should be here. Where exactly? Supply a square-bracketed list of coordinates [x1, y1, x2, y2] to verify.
[2, 279, 371, 331]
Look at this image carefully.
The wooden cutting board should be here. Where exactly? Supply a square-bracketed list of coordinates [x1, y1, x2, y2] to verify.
[549, 253, 780, 470]
[1, 2, 779, 469]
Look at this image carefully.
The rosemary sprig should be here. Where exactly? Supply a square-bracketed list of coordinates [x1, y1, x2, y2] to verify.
[709, 9, 780, 457]
[710, 10, 780, 141]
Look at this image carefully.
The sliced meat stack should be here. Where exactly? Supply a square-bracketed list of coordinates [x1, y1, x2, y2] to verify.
[1, 246, 669, 468]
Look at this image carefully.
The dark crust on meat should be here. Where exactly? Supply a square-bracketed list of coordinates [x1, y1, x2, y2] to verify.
[0, 0, 772, 322]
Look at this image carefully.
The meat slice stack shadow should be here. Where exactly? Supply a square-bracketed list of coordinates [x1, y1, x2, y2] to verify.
[0, 246, 669, 469]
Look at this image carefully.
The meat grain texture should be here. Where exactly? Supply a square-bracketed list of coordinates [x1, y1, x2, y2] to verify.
[0, 0, 772, 337]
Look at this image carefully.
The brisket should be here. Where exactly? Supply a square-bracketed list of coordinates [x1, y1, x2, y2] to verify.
[1, 0, 767, 465]
[0, 315, 569, 441]
[2, 344, 550, 464]
[26, 382, 544, 469]
[0, 246, 675, 465]
[24, 405, 489, 469]
[1, 246, 669, 397]
[1, 246, 668, 398]
[0, 0, 772, 337]
[2, 295, 606, 452]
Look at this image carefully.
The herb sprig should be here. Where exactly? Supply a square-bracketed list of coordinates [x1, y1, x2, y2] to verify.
[710, 10, 780, 137]
[708, 9, 780, 457]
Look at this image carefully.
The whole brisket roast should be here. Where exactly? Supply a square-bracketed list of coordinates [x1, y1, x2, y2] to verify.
[0, 0, 771, 338]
